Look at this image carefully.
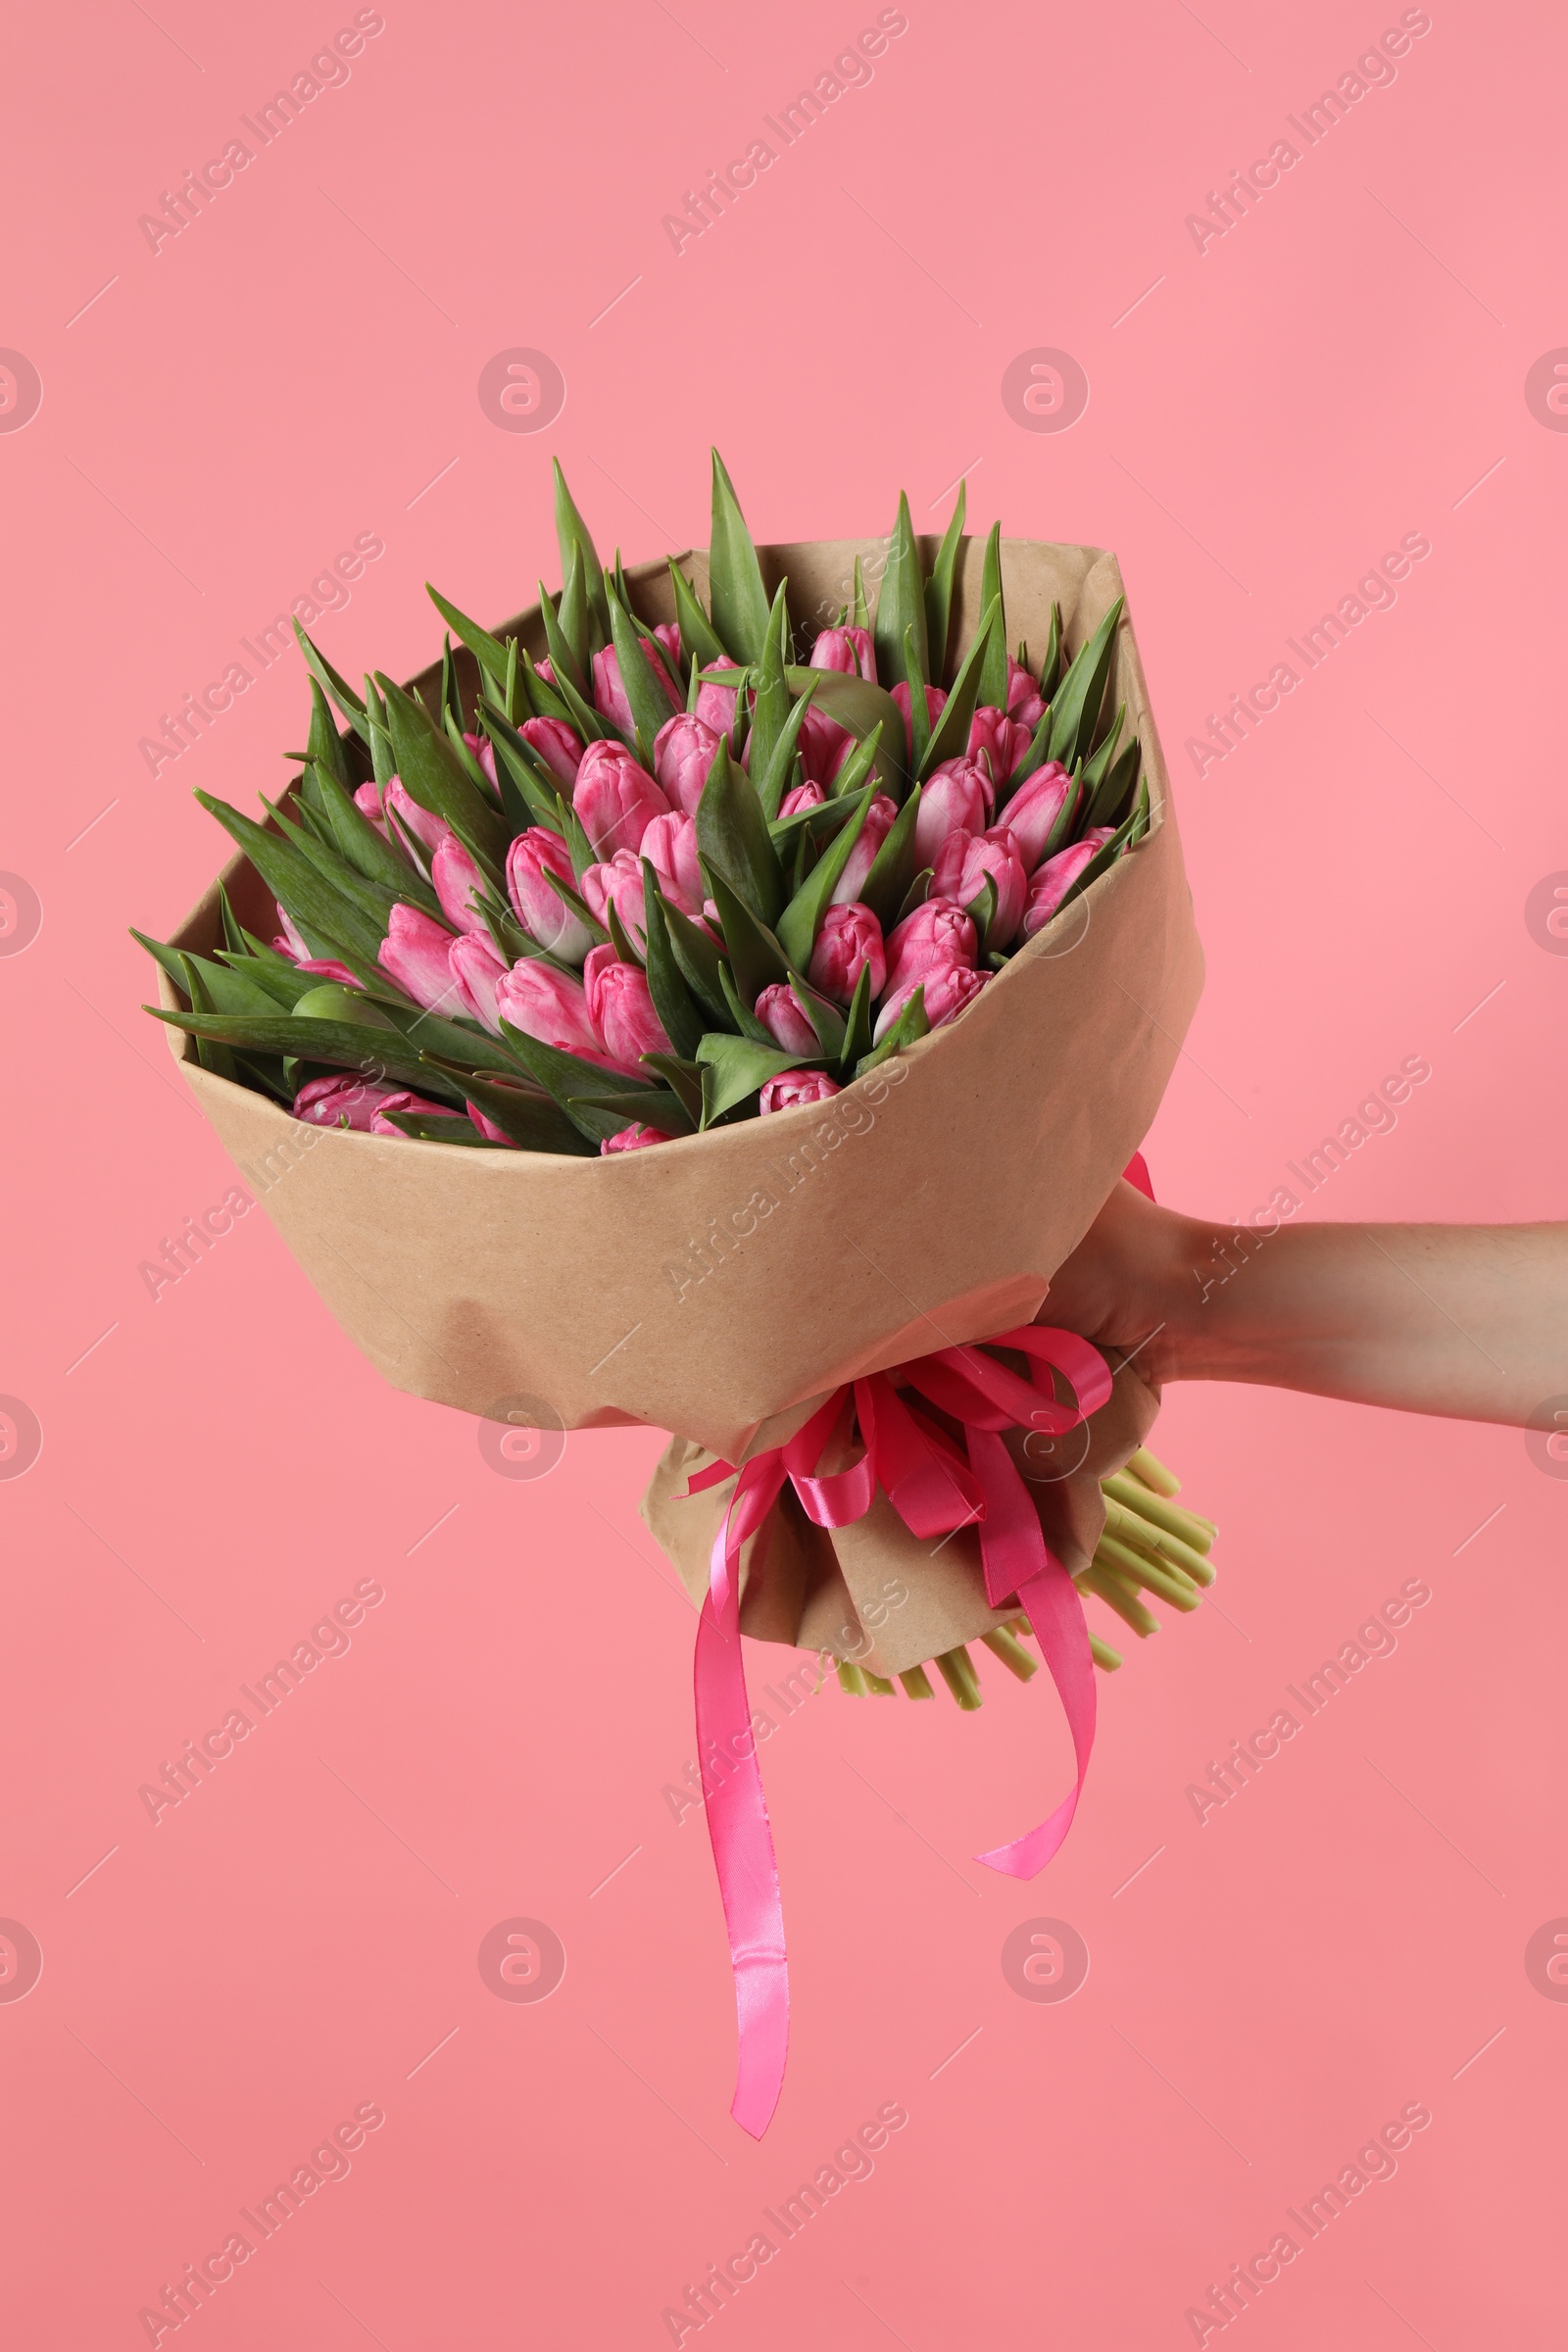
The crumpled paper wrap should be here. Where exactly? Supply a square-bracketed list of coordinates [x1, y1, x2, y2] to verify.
[160, 534, 1202, 1595]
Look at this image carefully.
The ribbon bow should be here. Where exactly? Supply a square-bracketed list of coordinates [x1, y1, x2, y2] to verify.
[686, 1321, 1113, 2136]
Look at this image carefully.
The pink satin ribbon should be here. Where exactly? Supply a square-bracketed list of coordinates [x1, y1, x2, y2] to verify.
[688, 1321, 1112, 2136]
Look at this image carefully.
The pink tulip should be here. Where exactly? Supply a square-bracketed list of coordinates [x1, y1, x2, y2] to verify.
[519, 716, 584, 787]
[1020, 835, 1113, 938]
[930, 826, 1028, 947]
[448, 933, 508, 1034]
[883, 897, 978, 1000]
[760, 1071, 842, 1115]
[967, 706, 1031, 787]
[754, 983, 819, 1054]
[465, 1100, 520, 1147]
[874, 958, 992, 1042]
[601, 1123, 670, 1154]
[695, 659, 745, 736]
[593, 640, 679, 737]
[272, 906, 362, 988]
[473, 737, 499, 790]
[431, 834, 490, 933]
[808, 902, 886, 1005]
[379, 904, 467, 1014]
[996, 761, 1074, 871]
[891, 679, 948, 750]
[583, 943, 672, 1073]
[641, 809, 704, 916]
[830, 791, 898, 906]
[293, 1073, 406, 1132]
[913, 755, 993, 866]
[797, 702, 857, 786]
[809, 625, 876, 682]
[495, 958, 619, 1067]
[368, 1090, 465, 1138]
[1006, 656, 1047, 733]
[354, 781, 389, 839]
[572, 739, 671, 859]
[653, 713, 722, 817]
[581, 850, 647, 946]
[507, 827, 592, 962]
[778, 780, 825, 818]
[384, 777, 448, 858]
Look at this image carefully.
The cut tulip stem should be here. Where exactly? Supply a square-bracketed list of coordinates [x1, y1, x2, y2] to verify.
[1102, 1472, 1217, 1557]
[1077, 1564, 1159, 1639]
[1089, 1633, 1124, 1672]
[837, 1660, 867, 1695]
[980, 1626, 1039, 1682]
[898, 1665, 936, 1700]
[1127, 1445, 1182, 1498]
[1097, 1530, 1200, 1611]
[861, 1670, 897, 1695]
[933, 1646, 984, 1708]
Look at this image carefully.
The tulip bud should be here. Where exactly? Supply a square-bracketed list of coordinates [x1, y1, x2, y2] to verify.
[873, 957, 992, 1042]
[967, 706, 1031, 787]
[883, 896, 978, 1000]
[272, 906, 361, 988]
[378, 904, 468, 1015]
[507, 826, 592, 962]
[1020, 836, 1111, 938]
[930, 825, 1028, 947]
[495, 958, 617, 1067]
[384, 777, 449, 858]
[473, 736, 498, 790]
[695, 659, 745, 737]
[431, 833, 490, 933]
[572, 739, 671, 859]
[1006, 655, 1047, 732]
[913, 755, 993, 866]
[354, 781, 389, 839]
[808, 902, 886, 1005]
[581, 850, 647, 946]
[995, 761, 1073, 870]
[891, 679, 948, 748]
[519, 716, 584, 787]
[368, 1090, 466, 1138]
[641, 809, 704, 916]
[778, 780, 825, 818]
[760, 1071, 843, 1114]
[793, 703, 854, 786]
[754, 983, 819, 1054]
[448, 932, 508, 1033]
[293, 1073, 406, 1132]
[583, 943, 672, 1075]
[593, 641, 679, 737]
[828, 791, 898, 906]
[653, 713, 722, 817]
[809, 624, 876, 683]
[601, 1123, 670, 1154]
[465, 1100, 519, 1147]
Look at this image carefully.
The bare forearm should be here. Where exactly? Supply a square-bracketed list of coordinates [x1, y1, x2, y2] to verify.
[1164, 1218, 1568, 1426]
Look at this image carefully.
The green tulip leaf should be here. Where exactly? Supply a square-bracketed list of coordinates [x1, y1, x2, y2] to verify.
[708, 449, 773, 663]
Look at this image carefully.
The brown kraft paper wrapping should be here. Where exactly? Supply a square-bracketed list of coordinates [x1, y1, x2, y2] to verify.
[158, 535, 1203, 1510]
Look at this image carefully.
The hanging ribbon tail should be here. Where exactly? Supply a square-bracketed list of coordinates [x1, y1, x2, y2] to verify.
[976, 1549, 1099, 1878]
[694, 1459, 792, 2136]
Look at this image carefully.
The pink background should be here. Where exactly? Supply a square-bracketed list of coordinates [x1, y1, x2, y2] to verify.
[3, 1, 1564, 2343]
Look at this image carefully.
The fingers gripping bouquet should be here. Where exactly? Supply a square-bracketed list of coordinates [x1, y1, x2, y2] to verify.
[141, 455, 1208, 2132]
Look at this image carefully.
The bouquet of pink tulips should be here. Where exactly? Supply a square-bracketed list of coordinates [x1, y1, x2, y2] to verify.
[139, 455, 1149, 1154]
[140, 459, 1210, 2134]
